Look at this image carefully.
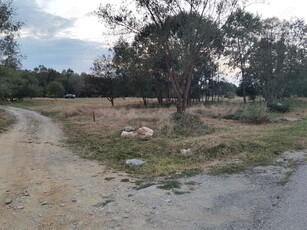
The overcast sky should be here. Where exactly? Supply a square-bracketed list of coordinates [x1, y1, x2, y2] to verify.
[12, 0, 307, 74]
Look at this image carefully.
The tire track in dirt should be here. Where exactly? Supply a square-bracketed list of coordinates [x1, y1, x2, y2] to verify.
[0, 107, 136, 230]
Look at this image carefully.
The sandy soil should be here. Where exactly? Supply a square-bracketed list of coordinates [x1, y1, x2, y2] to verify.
[0, 107, 306, 230]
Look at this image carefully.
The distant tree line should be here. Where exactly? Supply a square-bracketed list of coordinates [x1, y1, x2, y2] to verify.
[0, 64, 237, 105]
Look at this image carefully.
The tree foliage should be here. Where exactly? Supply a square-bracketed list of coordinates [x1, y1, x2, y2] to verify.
[0, 1, 22, 69]
[91, 55, 123, 106]
[247, 18, 307, 103]
[47, 81, 65, 98]
[98, 0, 242, 112]
[224, 8, 261, 103]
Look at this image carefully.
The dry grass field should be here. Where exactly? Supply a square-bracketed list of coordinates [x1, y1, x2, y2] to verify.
[11, 97, 307, 176]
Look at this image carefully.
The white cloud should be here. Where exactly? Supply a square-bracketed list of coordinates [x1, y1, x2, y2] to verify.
[12, 0, 307, 73]
[12, 0, 110, 72]
[19, 37, 109, 73]
[247, 0, 307, 21]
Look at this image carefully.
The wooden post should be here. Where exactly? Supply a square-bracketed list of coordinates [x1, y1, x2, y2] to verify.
[93, 111, 95, 122]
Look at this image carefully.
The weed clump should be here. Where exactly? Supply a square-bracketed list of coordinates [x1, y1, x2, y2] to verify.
[210, 164, 246, 175]
[158, 180, 181, 190]
[171, 112, 212, 137]
[267, 102, 290, 113]
[224, 103, 270, 124]
[0, 109, 14, 133]
[240, 103, 270, 124]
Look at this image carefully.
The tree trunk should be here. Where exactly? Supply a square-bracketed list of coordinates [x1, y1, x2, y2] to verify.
[154, 88, 163, 106]
[142, 97, 147, 106]
[176, 94, 184, 112]
[107, 97, 114, 106]
[181, 65, 194, 112]
[242, 76, 247, 104]
[164, 47, 195, 113]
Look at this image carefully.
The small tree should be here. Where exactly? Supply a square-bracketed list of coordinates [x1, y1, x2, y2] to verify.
[236, 77, 260, 101]
[92, 55, 118, 106]
[47, 81, 64, 98]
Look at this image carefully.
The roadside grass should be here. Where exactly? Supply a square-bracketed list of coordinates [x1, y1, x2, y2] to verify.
[210, 164, 247, 175]
[277, 161, 300, 186]
[0, 108, 14, 133]
[11, 97, 307, 177]
[158, 180, 181, 190]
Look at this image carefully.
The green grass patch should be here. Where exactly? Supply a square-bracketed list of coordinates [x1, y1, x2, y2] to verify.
[175, 168, 203, 178]
[158, 180, 181, 190]
[248, 117, 307, 163]
[68, 130, 199, 175]
[40, 111, 60, 117]
[210, 164, 246, 175]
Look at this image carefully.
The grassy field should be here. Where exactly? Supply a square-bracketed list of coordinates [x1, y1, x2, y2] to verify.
[0, 107, 14, 133]
[11, 97, 307, 176]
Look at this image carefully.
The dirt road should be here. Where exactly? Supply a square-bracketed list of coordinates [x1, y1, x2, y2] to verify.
[261, 164, 307, 230]
[0, 107, 306, 230]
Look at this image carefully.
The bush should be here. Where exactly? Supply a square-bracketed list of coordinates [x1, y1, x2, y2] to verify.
[222, 109, 243, 120]
[240, 103, 270, 124]
[224, 103, 270, 124]
[171, 112, 212, 137]
[267, 102, 290, 113]
[224, 91, 236, 99]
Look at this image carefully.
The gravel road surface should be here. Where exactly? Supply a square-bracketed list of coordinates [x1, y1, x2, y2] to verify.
[261, 164, 307, 230]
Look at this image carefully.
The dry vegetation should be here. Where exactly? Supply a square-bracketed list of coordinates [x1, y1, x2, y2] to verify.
[12, 97, 307, 176]
[0, 107, 14, 133]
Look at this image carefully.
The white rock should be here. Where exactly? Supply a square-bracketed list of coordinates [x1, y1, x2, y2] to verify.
[121, 131, 137, 138]
[180, 148, 192, 156]
[137, 127, 154, 138]
[123, 126, 135, 132]
[126, 159, 144, 166]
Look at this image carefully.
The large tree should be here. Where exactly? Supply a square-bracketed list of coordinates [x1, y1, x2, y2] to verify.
[0, 1, 22, 69]
[98, 0, 242, 112]
[248, 18, 307, 103]
[224, 9, 261, 103]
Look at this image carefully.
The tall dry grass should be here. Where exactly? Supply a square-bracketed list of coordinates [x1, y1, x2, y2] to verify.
[188, 103, 240, 119]
[0, 108, 14, 132]
[58, 103, 176, 136]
